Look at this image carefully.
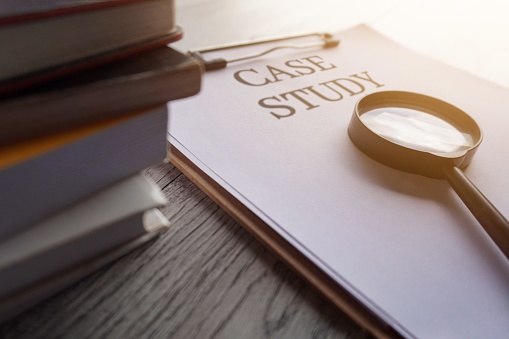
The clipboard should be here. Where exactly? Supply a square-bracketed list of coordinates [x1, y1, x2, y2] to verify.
[168, 33, 400, 338]
[171, 33, 400, 337]
[168, 26, 509, 339]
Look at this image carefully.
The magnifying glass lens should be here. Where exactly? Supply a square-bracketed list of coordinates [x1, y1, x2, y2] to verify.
[349, 91, 509, 260]
[360, 107, 475, 154]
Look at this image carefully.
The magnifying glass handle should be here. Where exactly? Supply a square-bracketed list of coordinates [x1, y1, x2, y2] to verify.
[443, 166, 509, 259]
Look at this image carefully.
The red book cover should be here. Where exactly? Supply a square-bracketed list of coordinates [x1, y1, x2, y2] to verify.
[0, 0, 155, 25]
[0, 0, 181, 95]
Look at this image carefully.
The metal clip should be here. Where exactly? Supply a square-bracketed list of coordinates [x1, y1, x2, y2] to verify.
[188, 32, 340, 71]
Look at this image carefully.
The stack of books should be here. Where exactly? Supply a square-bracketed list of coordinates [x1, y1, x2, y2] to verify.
[0, 0, 201, 321]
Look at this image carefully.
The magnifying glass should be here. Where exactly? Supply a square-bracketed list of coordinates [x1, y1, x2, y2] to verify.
[348, 90, 509, 259]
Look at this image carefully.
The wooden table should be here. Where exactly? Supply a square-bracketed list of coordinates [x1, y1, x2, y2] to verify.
[0, 162, 370, 338]
[3, 1, 507, 337]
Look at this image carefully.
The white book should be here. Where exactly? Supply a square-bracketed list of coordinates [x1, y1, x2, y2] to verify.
[0, 173, 169, 321]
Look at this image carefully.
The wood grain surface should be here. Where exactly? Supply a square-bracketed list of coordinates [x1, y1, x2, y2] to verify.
[0, 163, 371, 338]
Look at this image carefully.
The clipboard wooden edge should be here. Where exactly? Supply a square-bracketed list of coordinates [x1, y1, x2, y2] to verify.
[169, 144, 403, 339]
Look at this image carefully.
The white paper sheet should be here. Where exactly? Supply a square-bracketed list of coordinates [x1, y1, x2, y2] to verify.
[169, 26, 509, 338]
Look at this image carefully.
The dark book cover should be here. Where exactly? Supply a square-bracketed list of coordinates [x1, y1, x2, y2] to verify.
[0, 27, 183, 96]
[0, 46, 202, 144]
[0, 0, 155, 25]
[0, 0, 177, 89]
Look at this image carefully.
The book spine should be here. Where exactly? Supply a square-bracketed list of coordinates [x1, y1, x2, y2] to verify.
[0, 105, 169, 239]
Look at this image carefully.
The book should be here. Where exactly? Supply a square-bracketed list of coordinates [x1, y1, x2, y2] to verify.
[0, 0, 178, 91]
[168, 25, 509, 338]
[0, 29, 183, 97]
[0, 105, 168, 240]
[0, 46, 202, 144]
[0, 173, 170, 322]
